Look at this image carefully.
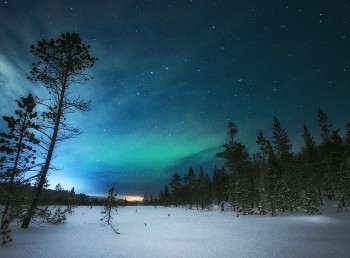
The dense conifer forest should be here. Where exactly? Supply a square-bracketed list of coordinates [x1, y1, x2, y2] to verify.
[154, 111, 350, 215]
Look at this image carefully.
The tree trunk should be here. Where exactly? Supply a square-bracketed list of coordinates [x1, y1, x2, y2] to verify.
[21, 82, 66, 229]
[1, 117, 27, 229]
[317, 184, 323, 206]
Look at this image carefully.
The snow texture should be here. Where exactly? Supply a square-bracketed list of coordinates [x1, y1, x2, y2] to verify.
[1, 202, 350, 258]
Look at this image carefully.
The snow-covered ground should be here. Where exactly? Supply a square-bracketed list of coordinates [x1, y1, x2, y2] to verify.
[1, 202, 350, 258]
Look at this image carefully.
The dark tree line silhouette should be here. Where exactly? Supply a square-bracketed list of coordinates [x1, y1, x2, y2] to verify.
[157, 110, 350, 215]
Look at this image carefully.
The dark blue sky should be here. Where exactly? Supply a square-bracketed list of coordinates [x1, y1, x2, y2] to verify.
[1, 1, 349, 197]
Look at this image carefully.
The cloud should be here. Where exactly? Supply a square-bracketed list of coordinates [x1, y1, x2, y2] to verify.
[0, 53, 30, 114]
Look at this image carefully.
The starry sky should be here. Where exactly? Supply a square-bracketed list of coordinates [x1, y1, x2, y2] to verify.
[1, 1, 349, 198]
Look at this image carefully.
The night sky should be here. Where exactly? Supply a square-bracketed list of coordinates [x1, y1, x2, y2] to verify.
[1, 1, 349, 198]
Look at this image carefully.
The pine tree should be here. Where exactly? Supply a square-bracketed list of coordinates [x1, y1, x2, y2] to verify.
[212, 166, 228, 205]
[100, 187, 119, 235]
[202, 173, 213, 210]
[101, 187, 118, 225]
[266, 141, 281, 216]
[317, 109, 345, 207]
[169, 173, 182, 207]
[345, 122, 350, 157]
[0, 94, 40, 237]
[67, 187, 76, 214]
[160, 185, 170, 206]
[300, 125, 322, 211]
[143, 192, 149, 205]
[328, 131, 348, 209]
[338, 122, 350, 208]
[272, 116, 297, 212]
[185, 166, 196, 209]
[22, 33, 98, 228]
[197, 165, 212, 210]
[47, 206, 67, 225]
[217, 122, 252, 213]
[317, 108, 332, 142]
[256, 131, 280, 217]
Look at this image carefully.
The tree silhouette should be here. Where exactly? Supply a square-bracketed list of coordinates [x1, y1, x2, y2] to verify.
[21, 33, 98, 228]
[1, 94, 40, 242]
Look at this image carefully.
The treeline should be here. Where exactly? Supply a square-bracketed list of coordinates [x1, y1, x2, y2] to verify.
[156, 109, 350, 215]
[0, 182, 98, 206]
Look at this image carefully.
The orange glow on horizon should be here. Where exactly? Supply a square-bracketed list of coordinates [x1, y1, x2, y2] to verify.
[123, 195, 143, 202]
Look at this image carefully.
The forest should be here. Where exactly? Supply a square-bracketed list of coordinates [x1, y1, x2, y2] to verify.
[154, 113, 350, 216]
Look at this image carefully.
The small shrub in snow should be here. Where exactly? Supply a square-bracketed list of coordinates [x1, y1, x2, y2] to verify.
[47, 206, 67, 225]
[37, 206, 51, 223]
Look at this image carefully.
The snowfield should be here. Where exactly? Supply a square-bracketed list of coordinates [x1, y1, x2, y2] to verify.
[1, 202, 350, 258]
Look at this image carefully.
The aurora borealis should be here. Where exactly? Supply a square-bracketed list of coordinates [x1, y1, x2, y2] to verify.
[1, 1, 349, 197]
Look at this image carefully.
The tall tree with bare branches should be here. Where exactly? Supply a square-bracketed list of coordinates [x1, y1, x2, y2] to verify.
[21, 32, 98, 228]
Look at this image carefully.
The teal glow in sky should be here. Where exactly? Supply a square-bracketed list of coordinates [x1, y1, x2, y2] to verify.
[1, 1, 349, 196]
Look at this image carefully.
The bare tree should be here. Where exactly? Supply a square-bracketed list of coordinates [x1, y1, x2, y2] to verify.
[21, 32, 98, 228]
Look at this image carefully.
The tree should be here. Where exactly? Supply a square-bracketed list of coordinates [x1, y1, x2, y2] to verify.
[169, 173, 182, 207]
[316, 109, 345, 207]
[212, 166, 228, 205]
[197, 165, 212, 210]
[272, 116, 293, 160]
[22, 33, 98, 228]
[216, 122, 238, 173]
[101, 187, 119, 234]
[163, 185, 170, 206]
[256, 131, 280, 217]
[158, 185, 170, 206]
[272, 116, 297, 211]
[317, 108, 332, 142]
[184, 166, 196, 209]
[47, 206, 67, 225]
[345, 122, 350, 157]
[101, 187, 117, 225]
[143, 192, 149, 205]
[0, 94, 40, 238]
[299, 125, 321, 213]
[216, 122, 252, 213]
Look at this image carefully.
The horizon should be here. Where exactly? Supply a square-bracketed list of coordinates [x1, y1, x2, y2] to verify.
[1, 1, 349, 196]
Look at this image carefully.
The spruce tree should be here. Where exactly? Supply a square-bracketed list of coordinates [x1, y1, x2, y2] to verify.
[301, 125, 322, 209]
[317, 108, 332, 142]
[272, 116, 297, 212]
[47, 206, 67, 225]
[345, 122, 350, 157]
[212, 166, 228, 205]
[256, 131, 280, 216]
[197, 165, 212, 210]
[317, 109, 346, 207]
[169, 173, 182, 206]
[163, 185, 170, 206]
[185, 166, 196, 209]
